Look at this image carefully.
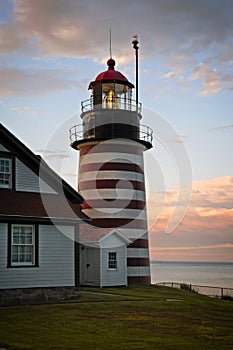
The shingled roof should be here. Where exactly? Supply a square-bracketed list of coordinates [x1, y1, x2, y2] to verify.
[0, 123, 89, 223]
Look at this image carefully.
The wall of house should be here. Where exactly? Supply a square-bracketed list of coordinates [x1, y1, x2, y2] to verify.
[100, 246, 127, 287]
[0, 224, 75, 289]
[0, 144, 8, 152]
[15, 159, 56, 193]
[0, 140, 56, 194]
[100, 234, 127, 249]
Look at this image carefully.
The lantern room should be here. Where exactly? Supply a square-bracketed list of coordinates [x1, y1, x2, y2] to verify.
[88, 58, 134, 110]
[70, 57, 153, 150]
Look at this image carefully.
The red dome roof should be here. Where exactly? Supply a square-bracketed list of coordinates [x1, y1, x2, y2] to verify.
[88, 58, 134, 89]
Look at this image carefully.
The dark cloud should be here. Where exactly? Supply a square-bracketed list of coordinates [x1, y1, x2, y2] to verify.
[0, 67, 77, 96]
[1, 0, 233, 95]
[1, 0, 232, 61]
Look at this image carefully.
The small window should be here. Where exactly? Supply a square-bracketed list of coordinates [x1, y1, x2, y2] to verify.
[11, 225, 35, 266]
[0, 158, 12, 189]
[108, 252, 117, 270]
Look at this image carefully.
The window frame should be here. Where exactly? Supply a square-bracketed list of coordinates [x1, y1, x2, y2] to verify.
[8, 223, 39, 268]
[108, 252, 117, 270]
[0, 154, 15, 190]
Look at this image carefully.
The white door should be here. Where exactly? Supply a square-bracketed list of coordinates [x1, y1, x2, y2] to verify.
[85, 248, 95, 284]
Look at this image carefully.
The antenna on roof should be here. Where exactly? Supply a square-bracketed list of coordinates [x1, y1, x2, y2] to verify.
[132, 35, 139, 108]
[109, 29, 112, 58]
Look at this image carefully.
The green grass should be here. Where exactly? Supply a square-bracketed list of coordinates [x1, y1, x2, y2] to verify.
[0, 285, 233, 350]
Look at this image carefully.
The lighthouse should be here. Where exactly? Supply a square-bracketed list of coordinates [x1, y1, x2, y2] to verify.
[70, 38, 153, 284]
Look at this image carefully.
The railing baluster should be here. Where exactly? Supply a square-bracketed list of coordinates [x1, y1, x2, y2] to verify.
[81, 97, 143, 113]
[70, 120, 153, 145]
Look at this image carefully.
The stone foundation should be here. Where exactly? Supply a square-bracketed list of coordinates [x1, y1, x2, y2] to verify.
[0, 287, 80, 306]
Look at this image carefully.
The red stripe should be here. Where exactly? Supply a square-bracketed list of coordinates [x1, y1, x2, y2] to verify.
[128, 239, 149, 249]
[79, 162, 144, 174]
[127, 258, 150, 267]
[80, 144, 143, 156]
[128, 276, 151, 285]
[87, 218, 147, 229]
[81, 199, 146, 210]
[79, 144, 95, 155]
[79, 179, 145, 191]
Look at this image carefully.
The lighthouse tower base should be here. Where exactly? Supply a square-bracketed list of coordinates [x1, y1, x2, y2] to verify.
[78, 139, 151, 285]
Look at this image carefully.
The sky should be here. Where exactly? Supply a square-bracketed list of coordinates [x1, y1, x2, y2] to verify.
[0, 0, 233, 262]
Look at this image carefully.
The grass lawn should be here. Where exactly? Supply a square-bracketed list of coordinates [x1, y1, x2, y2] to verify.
[0, 285, 232, 350]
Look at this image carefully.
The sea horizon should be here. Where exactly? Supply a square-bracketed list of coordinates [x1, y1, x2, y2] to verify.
[150, 260, 233, 289]
[151, 260, 233, 264]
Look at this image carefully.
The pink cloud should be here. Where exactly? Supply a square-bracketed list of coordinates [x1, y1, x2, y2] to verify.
[148, 176, 233, 261]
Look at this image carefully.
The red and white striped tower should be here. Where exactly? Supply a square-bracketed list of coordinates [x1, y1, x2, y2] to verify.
[70, 46, 153, 284]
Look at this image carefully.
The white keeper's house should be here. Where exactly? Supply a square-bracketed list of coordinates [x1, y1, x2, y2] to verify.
[0, 123, 134, 289]
[0, 123, 89, 289]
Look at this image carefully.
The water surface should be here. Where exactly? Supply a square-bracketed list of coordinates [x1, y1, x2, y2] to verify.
[151, 261, 233, 288]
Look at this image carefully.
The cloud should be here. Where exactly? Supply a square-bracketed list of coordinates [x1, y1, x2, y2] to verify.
[163, 72, 179, 79]
[169, 135, 187, 144]
[0, 1, 233, 95]
[208, 124, 233, 132]
[0, 22, 28, 53]
[1, 1, 233, 62]
[162, 71, 191, 92]
[0, 68, 77, 96]
[148, 176, 233, 260]
[150, 244, 233, 262]
[10, 105, 39, 117]
[154, 243, 233, 251]
[35, 149, 70, 160]
[190, 62, 233, 95]
[190, 63, 221, 95]
[149, 176, 233, 231]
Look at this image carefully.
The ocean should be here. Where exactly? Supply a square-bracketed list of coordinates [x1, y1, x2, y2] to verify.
[151, 261, 233, 289]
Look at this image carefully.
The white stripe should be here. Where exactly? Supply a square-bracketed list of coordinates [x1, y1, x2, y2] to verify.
[127, 266, 151, 276]
[80, 189, 146, 201]
[80, 152, 144, 166]
[139, 232, 149, 240]
[79, 170, 145, 182]
[117, 228, 148, 240]
[127, 248, 149, 258]
[82, 208, 147, 220]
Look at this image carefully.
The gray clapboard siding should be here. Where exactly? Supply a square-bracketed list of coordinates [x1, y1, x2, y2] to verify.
[100, 246, 127, 287]
[0, 224, 8, 270]
[0, 224, 75, 289]
[15, 158, 56, 193]
[0, 144, 9, 152]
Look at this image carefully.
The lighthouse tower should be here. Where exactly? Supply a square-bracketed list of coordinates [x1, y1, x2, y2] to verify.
[70, 43, 153, 284]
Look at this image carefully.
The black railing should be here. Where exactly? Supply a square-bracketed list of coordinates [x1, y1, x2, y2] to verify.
[70, 123, 153, 145]
[81, 96, 142, 114]
[156, 282, 233, 298]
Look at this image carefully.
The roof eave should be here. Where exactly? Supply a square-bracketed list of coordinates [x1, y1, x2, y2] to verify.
[0, 214, 90, 224]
